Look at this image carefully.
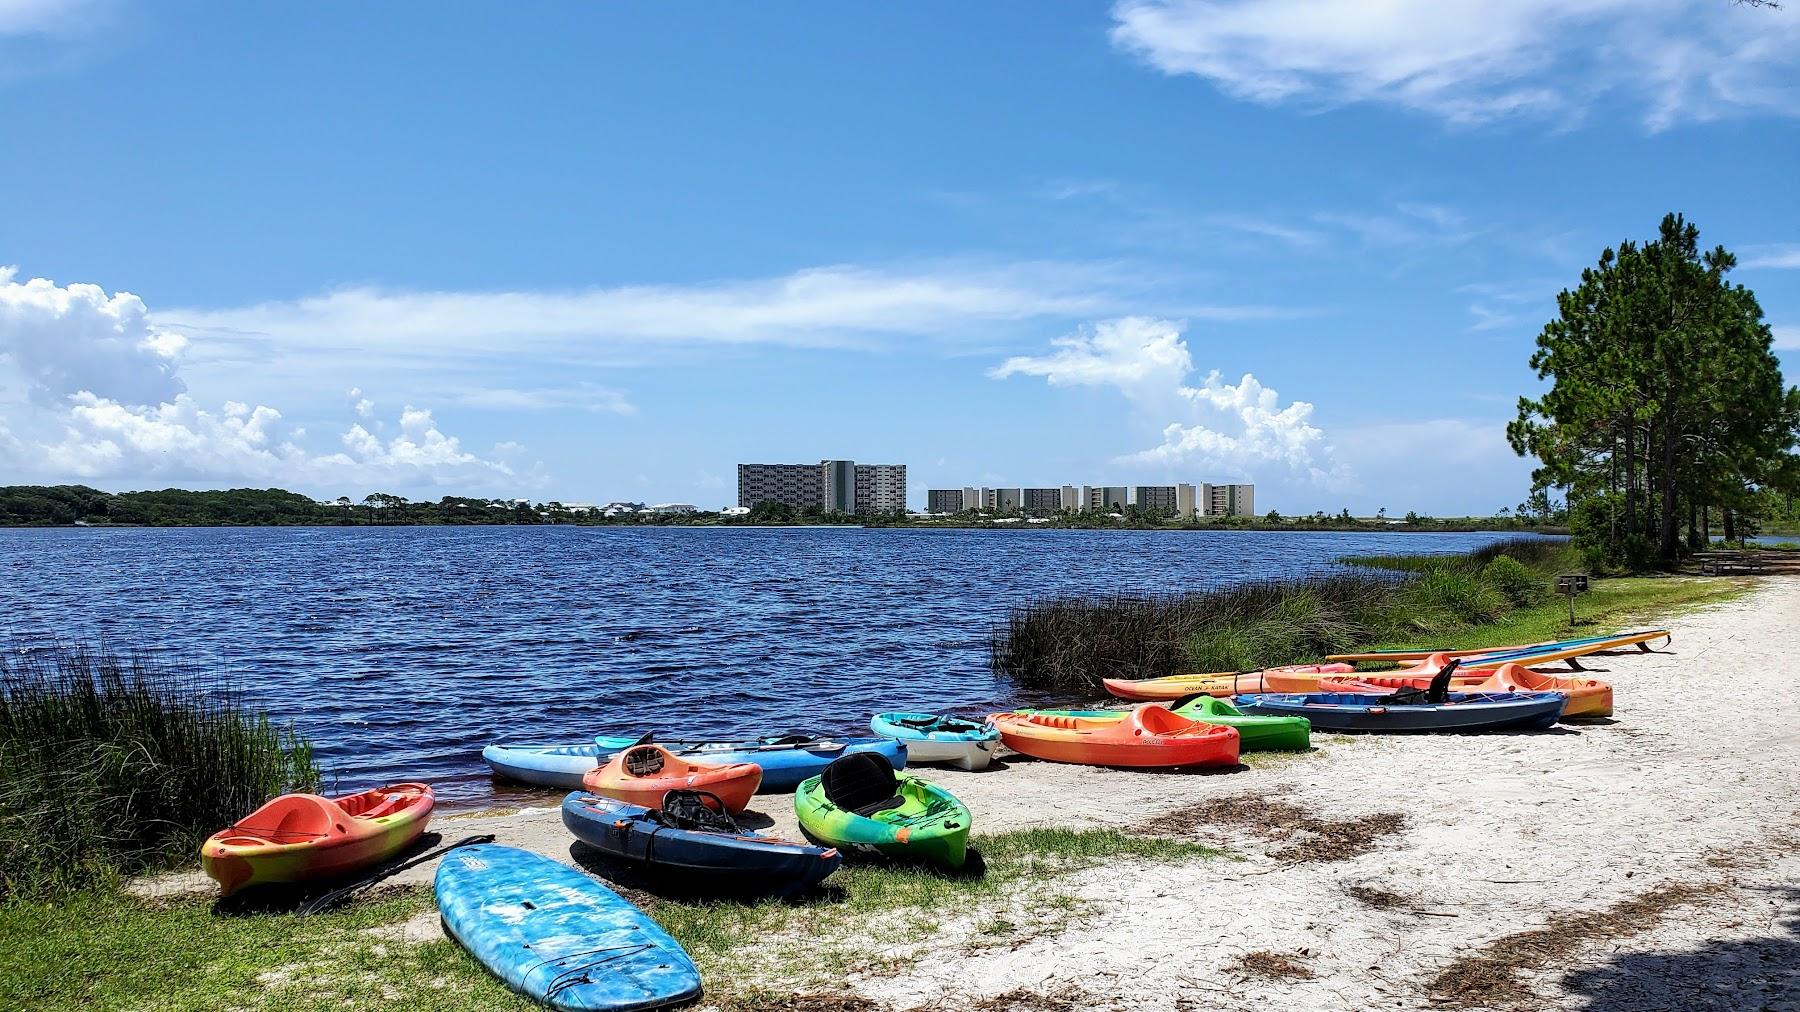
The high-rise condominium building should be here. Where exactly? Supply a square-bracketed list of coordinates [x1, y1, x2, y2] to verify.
[1085, 486, 1130, 511]
[855, 463, 908, 513]
[1202, 483, 1255, 517]
[1133, 486, 1178, 513]
[738, 460, 908, 514]
[1022, 488, 1062, 516]
[926, 488, 966, 513]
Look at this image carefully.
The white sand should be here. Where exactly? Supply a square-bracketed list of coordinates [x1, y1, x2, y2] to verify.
[141, 576, 1800, 1009]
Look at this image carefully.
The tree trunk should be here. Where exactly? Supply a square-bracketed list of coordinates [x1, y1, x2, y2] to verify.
[1687, 499, 1700, 551]
[1723, 507, 1737, 543]
[1658, 404, 1681, 564]
[1702, 504, 1711, 543]
[1623, 423, 1637, 537]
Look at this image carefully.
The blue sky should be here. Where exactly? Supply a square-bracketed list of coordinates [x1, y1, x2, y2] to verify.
[2, 0, 1796, 515]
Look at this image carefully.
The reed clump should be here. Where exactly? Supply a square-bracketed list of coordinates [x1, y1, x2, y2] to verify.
[0, 644, 319, 899]
[991, 538, 1575, 693]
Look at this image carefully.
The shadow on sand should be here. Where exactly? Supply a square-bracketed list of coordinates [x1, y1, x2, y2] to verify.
[1557, 885, 1800, 1011]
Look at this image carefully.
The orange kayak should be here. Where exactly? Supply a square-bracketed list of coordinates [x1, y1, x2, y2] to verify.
[1325, 629, 1669, 664]
[986, 705, 1240, 767]
[1319, 662, 1612, 718]
[583, 744, 762, 813]
[201, 782, 434, 896]
[1102, 664, 1354, 701]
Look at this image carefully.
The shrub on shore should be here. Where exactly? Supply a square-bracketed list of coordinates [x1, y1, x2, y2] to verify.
[0, 645, 318, 899]
[991, 538, 1574, 693]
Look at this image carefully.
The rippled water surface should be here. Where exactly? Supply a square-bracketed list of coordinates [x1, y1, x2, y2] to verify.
[0, 526, 1550, 806]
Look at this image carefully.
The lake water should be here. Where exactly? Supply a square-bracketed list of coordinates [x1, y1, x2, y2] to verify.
[0, 526, 1553, 807]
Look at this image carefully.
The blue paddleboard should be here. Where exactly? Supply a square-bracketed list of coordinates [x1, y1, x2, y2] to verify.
[435, 843, 702, 1011]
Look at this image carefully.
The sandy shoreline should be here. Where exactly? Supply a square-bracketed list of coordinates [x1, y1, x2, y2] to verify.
[141, 576, 1800, 1009]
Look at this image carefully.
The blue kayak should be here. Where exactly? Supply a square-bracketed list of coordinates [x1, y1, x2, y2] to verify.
[435, 843, 701, 1011]
[1232, 691, 1566, 732]
[869, 712, 998, 770]
[485, 736, 907, 791]
[562, 791, 841, 896]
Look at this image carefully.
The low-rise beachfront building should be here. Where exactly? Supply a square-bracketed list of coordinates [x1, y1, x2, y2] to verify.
[926, 479, 1256, 517]
[647, 503, 698, 514]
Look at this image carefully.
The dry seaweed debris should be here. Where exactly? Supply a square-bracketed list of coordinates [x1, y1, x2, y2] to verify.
[967, 989, 1086, 1012]
[1139, 796, 1406, 862]
[1428, 881, 1724, 1008]
[723, 993, 887, 1012]
[1345, 883, 1413, 909]
[1231, 949, 1317, 980]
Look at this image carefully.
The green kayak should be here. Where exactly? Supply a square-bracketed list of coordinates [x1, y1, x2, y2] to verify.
[1006, 695, 1311, 752]
[794, 752, 970, 870]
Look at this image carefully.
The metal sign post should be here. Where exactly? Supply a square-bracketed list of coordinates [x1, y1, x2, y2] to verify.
[1555, 573, 1590, 626]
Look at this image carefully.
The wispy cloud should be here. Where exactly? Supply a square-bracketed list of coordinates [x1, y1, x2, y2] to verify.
[164, 262, 1161, 364]
[1740, 244, 1800, 270]
[1110, 0, 1800, 131]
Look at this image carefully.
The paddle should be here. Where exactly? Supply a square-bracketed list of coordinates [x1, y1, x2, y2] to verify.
[297, 833, 497, 915]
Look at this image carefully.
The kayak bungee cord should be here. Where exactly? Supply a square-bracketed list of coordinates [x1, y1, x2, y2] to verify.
[297, 833, 496, 915]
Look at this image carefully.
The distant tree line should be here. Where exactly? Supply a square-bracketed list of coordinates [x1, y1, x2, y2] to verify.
[1510, 213, 1800, 569]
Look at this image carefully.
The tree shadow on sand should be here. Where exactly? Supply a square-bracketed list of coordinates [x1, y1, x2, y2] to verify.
[1557, 884, 1800, 1011]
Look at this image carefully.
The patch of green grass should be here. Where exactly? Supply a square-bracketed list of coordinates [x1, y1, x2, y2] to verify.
[0, 828, 1224, 1012]
[1356, 573, 1750, 655]
[0, 887, 530, 1012]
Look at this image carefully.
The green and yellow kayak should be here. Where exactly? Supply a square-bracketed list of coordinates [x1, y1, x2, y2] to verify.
[794, 752, 970, 870]
[1003, 695, 1311, 752]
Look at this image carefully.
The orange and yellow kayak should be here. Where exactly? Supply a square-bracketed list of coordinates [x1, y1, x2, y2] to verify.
[201, 782, 434, 896]
[987, 705, 1240, 767]
[1102, 664, 1354, 701]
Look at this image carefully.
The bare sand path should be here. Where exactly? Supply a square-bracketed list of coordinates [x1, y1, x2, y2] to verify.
[140, 576, 1800, 1009]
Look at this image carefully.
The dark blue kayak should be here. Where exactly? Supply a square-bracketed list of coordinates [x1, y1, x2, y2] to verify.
[562, 791, 840, 896]
[435, 843, 701, 1011]
[1232, 691, 1565, 732]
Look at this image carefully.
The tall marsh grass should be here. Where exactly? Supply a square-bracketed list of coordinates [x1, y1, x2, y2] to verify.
[992, 537, 1575, 693]
[0, 644, 318, 898]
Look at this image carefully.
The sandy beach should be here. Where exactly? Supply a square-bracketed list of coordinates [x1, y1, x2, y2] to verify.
[138, 575, 1800, 1010]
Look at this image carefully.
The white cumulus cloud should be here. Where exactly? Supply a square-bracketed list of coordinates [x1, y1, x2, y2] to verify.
[1110, 0, 1800, 130]
[992, 316, 1344, 484]
[1, 270, 520, 492]
[0, 266, 187, 405]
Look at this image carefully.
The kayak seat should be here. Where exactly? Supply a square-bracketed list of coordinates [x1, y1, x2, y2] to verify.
[231, 793, 345, 843]
[821, 752, 904, 817]
[659, 790, 741, 834]
[624, 746, 667, 777]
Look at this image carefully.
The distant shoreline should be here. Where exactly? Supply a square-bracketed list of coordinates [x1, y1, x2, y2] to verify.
[5, 519, 1572, 535]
